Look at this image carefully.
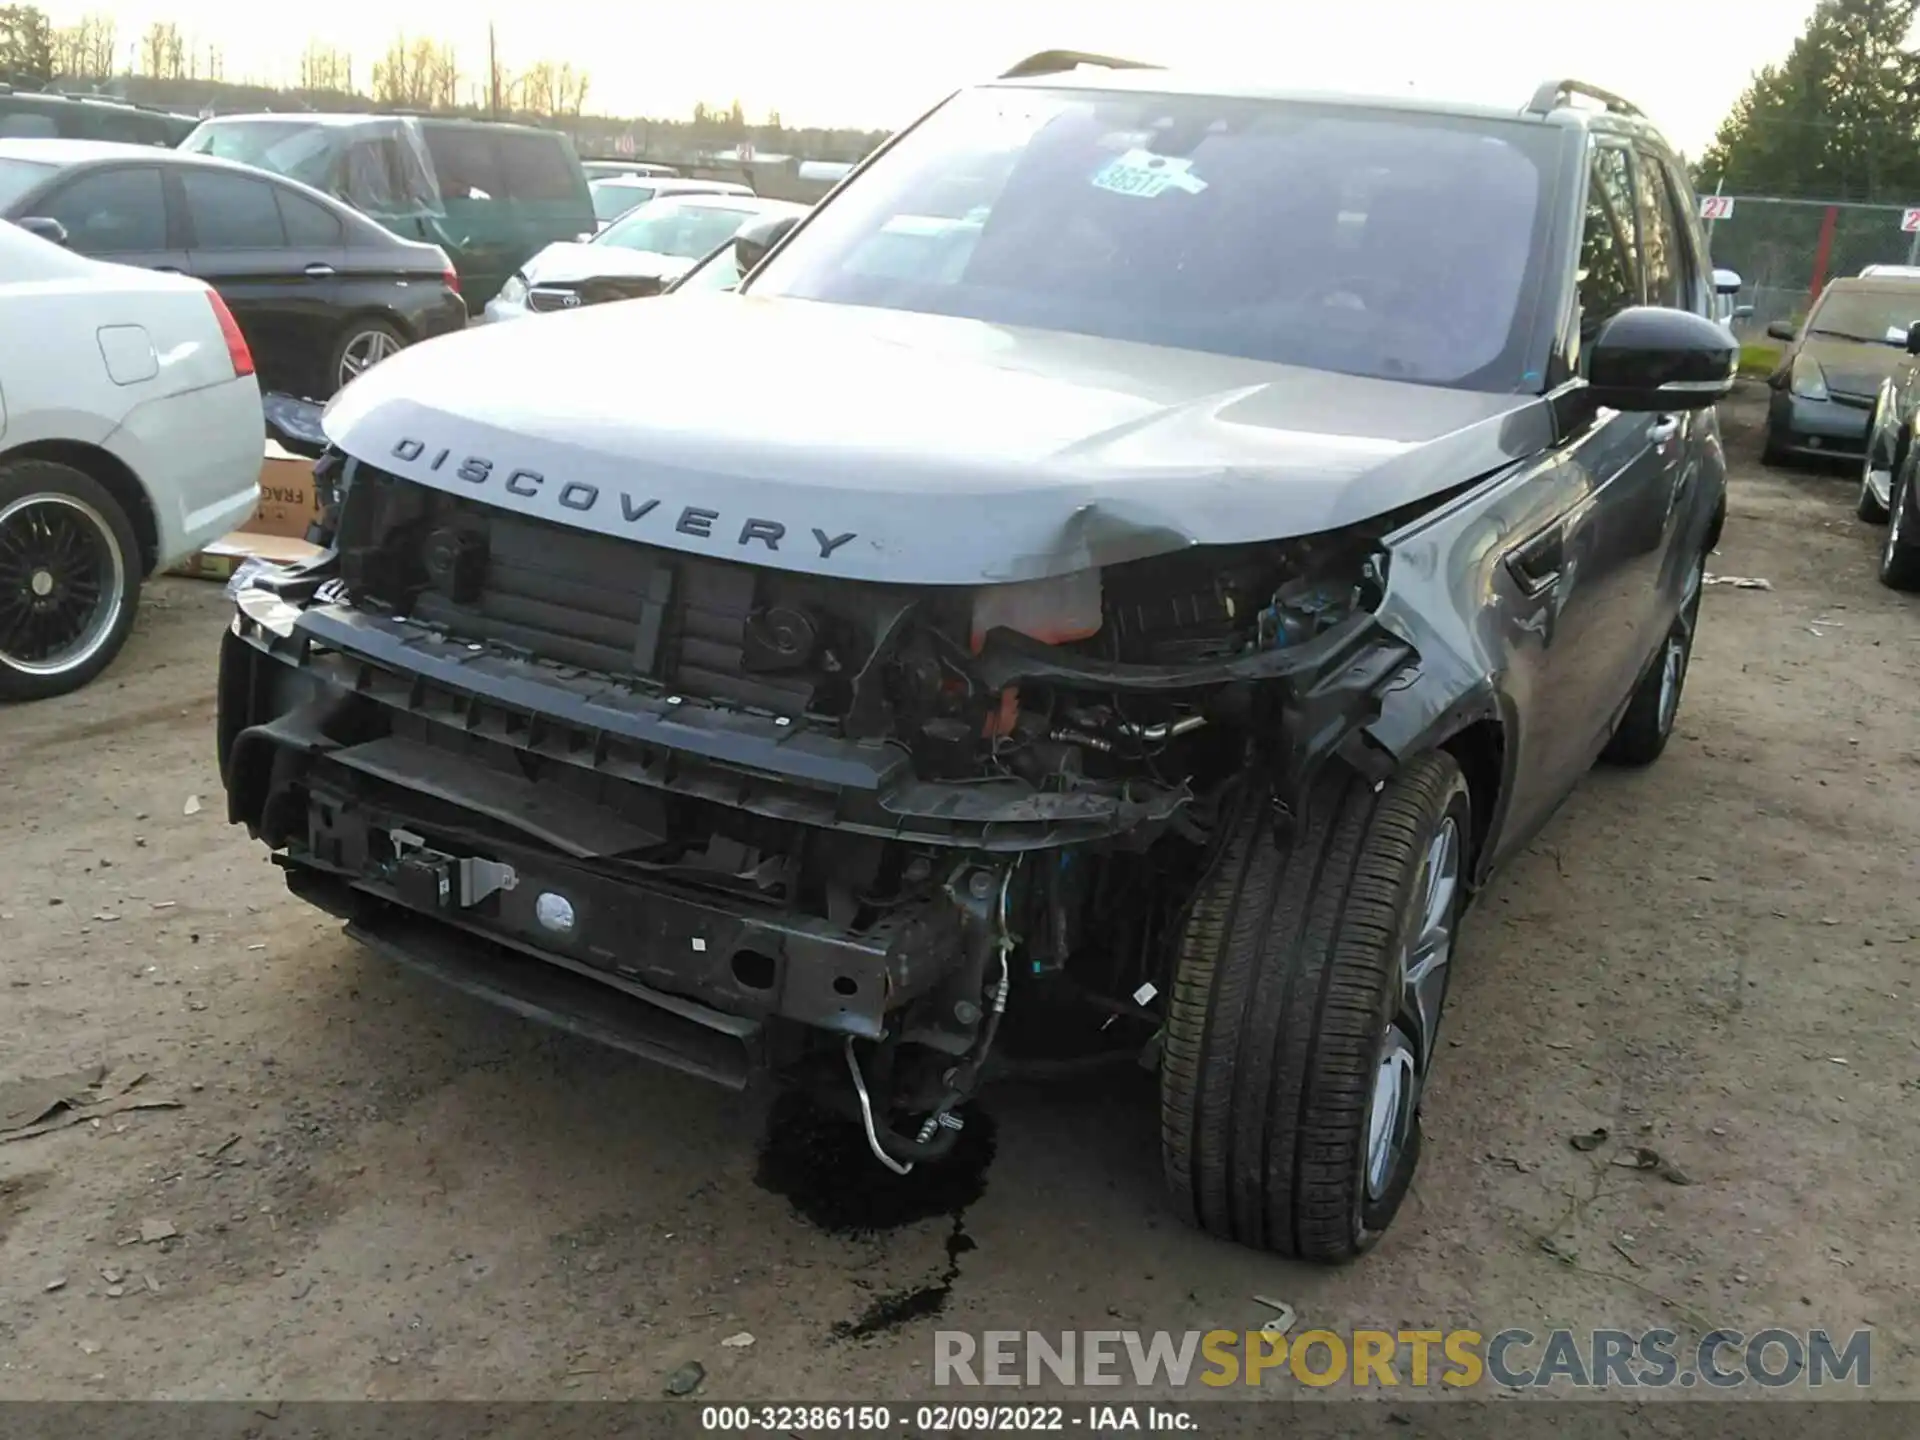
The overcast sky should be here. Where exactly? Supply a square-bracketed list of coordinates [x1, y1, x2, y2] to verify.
[41, 0, 1821, 152]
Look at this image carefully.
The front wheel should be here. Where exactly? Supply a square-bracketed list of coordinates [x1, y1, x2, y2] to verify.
[0, 460, 143, 702]
[1160, 752, 1471, 1262]
[1879, 453, 1920, 591]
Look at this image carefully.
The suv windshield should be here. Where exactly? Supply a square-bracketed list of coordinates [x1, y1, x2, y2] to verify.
[599, 199, 756, 257]
[1806, 286, 1920, 345]
[748, 85, 1561, 390]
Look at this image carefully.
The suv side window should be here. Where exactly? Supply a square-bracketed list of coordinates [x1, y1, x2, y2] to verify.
[495, 132, 582, 202]
[182, 170, 288, 248]
[423, 128, 506, 201]
[1655, 157, 1707, 313]
[1633, 151, 1684, 309]
[1577, 142, 1642, 343]
[39, 166, 167, 253]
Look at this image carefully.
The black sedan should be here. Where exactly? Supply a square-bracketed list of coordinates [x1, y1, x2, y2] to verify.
[0, 138, 466, 399]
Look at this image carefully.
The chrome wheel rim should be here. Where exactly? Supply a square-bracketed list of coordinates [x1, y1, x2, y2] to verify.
[0, 493, 125, 676]
[1889, 470, 1908, 563]
[1364, 815, 1461, 1202]
[339, 329, 400, 386]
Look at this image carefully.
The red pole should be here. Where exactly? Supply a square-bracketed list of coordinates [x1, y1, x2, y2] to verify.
[1810, 204, 1839, 304]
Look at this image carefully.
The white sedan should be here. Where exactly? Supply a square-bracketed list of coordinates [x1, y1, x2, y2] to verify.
[484, 195, 807, 322]
[1, 218, 263, 700]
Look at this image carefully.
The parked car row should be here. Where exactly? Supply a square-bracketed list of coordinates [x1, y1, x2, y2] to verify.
[0, 139, 467, 399]
[0, 117, 811, 702]
[487, 192, 805, 320]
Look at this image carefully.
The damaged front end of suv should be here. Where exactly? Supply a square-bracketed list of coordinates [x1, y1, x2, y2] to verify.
[221, 398, 1430, 1172]
[219, 59, 1737, 1262]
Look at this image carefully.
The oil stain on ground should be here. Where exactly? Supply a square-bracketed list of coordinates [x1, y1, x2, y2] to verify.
[755, 1089, 997, 1339]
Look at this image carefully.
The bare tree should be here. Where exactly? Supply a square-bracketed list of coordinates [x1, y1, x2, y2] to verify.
[371, 33, 458, 110]
[298, 38, 351, 93]
[512, 59, 589, 117]
[49, 10, 113, 79]
[138, 20, 185, 80]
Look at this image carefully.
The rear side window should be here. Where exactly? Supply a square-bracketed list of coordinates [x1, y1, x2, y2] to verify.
[495, 132, 584, 202]
[0, 110, 59, 139]
[39, 167, 167, 253]
[423, 128, 506, 201]
[81, 107, 170, 146]
[1576, 143, 1641, 341]
[183, 170, 287, 248]
[276, 187, 344, 247]
[1632, 152, 1683, 309]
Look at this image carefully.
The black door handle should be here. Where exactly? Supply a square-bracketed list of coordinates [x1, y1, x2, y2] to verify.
[1506, 525, 1565, 597]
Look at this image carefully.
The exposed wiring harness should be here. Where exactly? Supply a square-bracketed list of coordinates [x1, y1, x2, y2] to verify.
[847, 862, 1018, 1174]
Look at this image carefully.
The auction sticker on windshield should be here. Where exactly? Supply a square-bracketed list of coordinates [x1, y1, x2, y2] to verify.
[1090, 149, 1208, 199]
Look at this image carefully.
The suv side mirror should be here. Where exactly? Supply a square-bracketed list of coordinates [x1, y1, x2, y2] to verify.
[1766, 318, 1797, 342]
[732, 213, 801, 276]
[1585, 306, 1737, 412]
[1713, 268, 1743, 296]
[16, 216, 69, 247]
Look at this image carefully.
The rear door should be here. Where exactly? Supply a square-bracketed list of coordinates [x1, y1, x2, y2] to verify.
[495, 129, 595, 262]
[28, 163, 188, 273]
[419, 125, 514, 306]
[1495, 138, 1677, 844]
[179, 167, 343, 397]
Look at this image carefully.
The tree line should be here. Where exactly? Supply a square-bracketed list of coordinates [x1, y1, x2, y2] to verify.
[0, 6, 885, 159]
[1697, 0, 1920, 203]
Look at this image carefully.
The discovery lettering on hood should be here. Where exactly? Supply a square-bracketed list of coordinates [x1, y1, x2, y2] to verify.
[387, 436, 858, 560]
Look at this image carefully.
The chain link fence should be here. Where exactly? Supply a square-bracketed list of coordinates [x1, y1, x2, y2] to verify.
[1703, 195, 1920, 341]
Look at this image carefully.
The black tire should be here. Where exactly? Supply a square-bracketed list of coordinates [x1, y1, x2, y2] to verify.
[327, 317, 408, 396]
[0, 459, 143, 703]
[1600, 553, 1704, 767]
[1879, 452, 1920, 591]
[1761, 426, 1790, 467]
[1160, 751, 1471, 1263]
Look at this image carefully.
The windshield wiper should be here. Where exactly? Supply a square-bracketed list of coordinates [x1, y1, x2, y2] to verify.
[1806, 327, 1893, 344]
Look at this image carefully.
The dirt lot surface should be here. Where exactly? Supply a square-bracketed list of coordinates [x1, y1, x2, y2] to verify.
[1, 385, 1916, 1407]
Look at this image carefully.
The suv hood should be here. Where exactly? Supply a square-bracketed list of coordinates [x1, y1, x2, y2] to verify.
[322, 294, 1551, 585]
[522, 240, 695, 287]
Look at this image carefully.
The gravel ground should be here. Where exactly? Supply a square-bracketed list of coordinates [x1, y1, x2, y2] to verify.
[1, 385, 1915, 1404]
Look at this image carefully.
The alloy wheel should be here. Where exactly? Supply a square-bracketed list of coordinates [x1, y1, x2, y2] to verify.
[1363, 815, 1461, 1201]
[0, 493, 126, 678]
[1657, 558, 1704, 736]
[338, 329, 401, 387]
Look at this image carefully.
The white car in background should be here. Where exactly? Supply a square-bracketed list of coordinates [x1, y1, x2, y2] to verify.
[0, 218, 262, 700]
[485, 194, 807, 321]
[587, 175, 754, 231]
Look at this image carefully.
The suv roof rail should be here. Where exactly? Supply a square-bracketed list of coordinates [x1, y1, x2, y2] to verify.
[998, 49, 1163, 80]
[1525, 78, 1643, 119]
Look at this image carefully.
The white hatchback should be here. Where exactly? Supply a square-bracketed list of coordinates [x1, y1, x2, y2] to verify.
[0, 219, 263, 700]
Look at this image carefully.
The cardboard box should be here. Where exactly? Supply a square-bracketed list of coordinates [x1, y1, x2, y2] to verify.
[169, 442, 323, 581]
[251, 441, 319, 540]
[170, 532, 322, 582]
